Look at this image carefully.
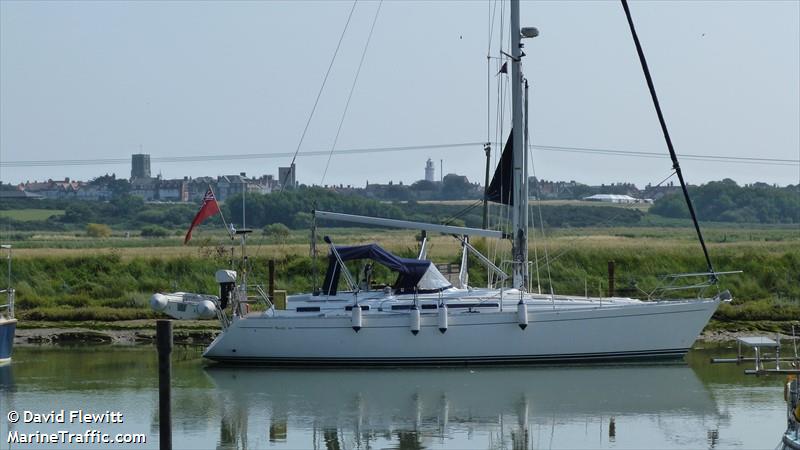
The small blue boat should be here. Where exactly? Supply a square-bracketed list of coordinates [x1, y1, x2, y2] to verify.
[784, 373, 800, 450]
[0, 244, 16, 364]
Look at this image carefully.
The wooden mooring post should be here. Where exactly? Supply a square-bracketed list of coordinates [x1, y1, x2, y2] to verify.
[607, 260, 615, 297]
[269, 259, 276, 300]
[156, 320, 173, 450]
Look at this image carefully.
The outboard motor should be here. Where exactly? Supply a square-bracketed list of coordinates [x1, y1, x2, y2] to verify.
[215, 270, 237, 310]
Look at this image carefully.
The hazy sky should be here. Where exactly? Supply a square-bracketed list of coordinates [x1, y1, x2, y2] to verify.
[1, 0, 798, 188]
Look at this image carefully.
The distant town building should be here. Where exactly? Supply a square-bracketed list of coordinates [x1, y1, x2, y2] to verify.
[0, 190, 43, 199]
[76, 184, 113, 201]
[131, 154, 151, 179]
[278, 164, 296, 189]
[583, 194, 652, 204]
[17, 178, 80, 199]
[529, 178, 581, 199]
[7, 152, 292, 203]
[188, 177, 217, 202]
[249, 174, 279, 195]
[642, 182, 679, 201]
[130, 177, 158, 201]
[216, 174, 246, 201]
[425, 158, 435, 182]
[157, 178, 188, 202]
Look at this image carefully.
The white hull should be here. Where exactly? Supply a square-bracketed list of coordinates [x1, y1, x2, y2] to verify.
[203, 295, 719, 365]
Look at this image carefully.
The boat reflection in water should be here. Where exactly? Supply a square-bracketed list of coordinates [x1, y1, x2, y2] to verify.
[0, 362, 13, 392]
[205, 364, 718, 449]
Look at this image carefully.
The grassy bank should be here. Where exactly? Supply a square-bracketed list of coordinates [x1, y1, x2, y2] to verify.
[6, 227, 798, 324]
[0, 209, 65, 221]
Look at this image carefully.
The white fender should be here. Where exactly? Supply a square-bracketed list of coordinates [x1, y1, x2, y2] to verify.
[351, 305, 362, 332]
[517, 300, 528, 330]
[197, 300, 217, 319]
[410, 306, 420, 335]
[150, 293, 168, 312]
[437, 304, 448, 334]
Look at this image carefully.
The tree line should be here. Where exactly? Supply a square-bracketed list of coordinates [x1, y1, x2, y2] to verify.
[1, 179, 796, 236]
[651, 179, 798, 224]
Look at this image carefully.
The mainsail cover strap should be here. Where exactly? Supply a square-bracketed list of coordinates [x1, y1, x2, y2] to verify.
[486, 131, 514, 205]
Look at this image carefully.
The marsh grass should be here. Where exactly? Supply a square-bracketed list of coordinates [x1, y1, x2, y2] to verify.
[6, 226, 798, 322]
[0, 209, 65, 221]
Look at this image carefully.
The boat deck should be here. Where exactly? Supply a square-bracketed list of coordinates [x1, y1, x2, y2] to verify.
[267, 287, 649, 317]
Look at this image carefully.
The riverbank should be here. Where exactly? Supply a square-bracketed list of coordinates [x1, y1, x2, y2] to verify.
[13, 319, 799, 347]
[15, 320, 217, 346]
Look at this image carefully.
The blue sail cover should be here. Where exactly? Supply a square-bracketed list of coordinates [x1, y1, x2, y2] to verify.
[321, 244, 439, 295]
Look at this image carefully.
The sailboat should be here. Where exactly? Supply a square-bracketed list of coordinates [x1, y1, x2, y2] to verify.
[175, 0, 734, 365]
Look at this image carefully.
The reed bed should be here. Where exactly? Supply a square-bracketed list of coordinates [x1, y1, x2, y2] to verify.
[6, 227, 797, 323]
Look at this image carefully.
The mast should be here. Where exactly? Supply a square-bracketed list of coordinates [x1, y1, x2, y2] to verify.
[510, 0, 528, 290]
[482, 143, 491, 229]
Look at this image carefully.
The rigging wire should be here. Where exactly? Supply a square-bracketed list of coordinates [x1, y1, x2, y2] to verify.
[487, 0, 499, 143]
[489, 0, 510, 277]
[320, 0, 383, 186]
[526, 102, 555, 298]
[441, 200, 483, 226]
[281, 0, 359, 192]
[525, 81, 543, 295]
[653, 170, 677, 189]
[2, 143, 481, 167]
[534, 145, 798, 166]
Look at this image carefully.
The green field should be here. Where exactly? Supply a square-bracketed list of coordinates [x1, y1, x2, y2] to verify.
[0, 208, 64, 221]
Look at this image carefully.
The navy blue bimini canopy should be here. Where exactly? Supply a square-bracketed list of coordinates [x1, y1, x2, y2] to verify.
[321, 243, 435, 295]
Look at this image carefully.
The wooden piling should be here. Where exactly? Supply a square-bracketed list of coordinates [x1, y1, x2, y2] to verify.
[269, 259, 275, 300]
[156, 320, 172, 450]
[607, 260, 615, 297]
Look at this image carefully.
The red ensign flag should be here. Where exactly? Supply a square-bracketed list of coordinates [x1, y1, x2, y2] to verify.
[184, 188, 220, 244]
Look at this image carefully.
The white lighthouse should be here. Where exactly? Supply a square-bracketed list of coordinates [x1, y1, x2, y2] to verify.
[424, 158, 435, 182]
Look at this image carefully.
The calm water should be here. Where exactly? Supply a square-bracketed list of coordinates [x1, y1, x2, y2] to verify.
[0, 343, 786, 449]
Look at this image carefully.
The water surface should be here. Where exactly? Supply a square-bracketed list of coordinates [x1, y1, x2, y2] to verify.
[0, 343, 785, 449]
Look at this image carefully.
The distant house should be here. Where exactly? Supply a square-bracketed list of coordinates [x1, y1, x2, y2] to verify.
[642, 182, 680, 201]
[76, 184, 113, 201]
[0, 190, 44, 199]
[530, 178, 582, 200]
[249, 174, 278, 195]
[217, 174, 249, 201]
[130, 177, 158, 201]
[130, 177, 188, 202]
[188, 177, 217, 202]
[18, 178, 80, 199]
[583, 194, 652, 204]
[157, 179, 188, 202]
